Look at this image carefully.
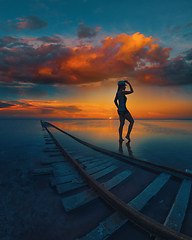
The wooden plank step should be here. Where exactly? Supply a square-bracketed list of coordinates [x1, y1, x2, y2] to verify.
[62, 170, 132, 212]
[42, 158, 67, 165]
[74, 156, 84, 160]
[78, 173, 171, 240]
[164, 179, 191, 230]
[82, 157, 114, 166]
[77, 157, 95, 162]
[83, 160, 116, 170]
[43, 149, 60, 152]
[57, 180, 86, 193]
[67, 151, 75, 154]
[44, 147, 59, 150]
[128, 173, 171, 210]
[86, 162, 115, 175]
[91, 165, 118, 179]
[74, 156, 104, 162]
[53, 162, 77, 177]
[33, 167, 53, 175]
[50, 173, 83, 186]
[56, 165, 119, 193]
[53, 161, 115, 178]
[80, 159, 103, 165]
[78, 156, 110, 163]
[156, 172, 192, 240]
[51, 165, 118, 186]
[49, 153, 63, 157]
[44, 147, 58, 149]
[81, 160, 103, 167]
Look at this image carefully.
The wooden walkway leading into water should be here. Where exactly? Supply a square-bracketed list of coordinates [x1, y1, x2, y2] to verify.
[33, 120, 192, 240]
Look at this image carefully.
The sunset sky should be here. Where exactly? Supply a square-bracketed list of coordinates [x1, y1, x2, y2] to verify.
[0, 0, 192, 119]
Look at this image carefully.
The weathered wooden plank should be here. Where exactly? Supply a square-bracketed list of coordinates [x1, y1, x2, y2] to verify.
[52, 161, 115, 178]
[77, 157, 95, 162]
[57, 180, 86, 193]
[86, 163, 114, 175]
[44, 147, 58, 149]
[84, 160, 115, 170]
[62, 170, 132, 212]
[160, 179, 191, 232]
[78, 173, 171, 240]
[67, 151, 75, 154]
[74, 156, 84, 160]
[53, 162, 77, 177]
[155, 170, 192, 240]
[128, 173, 171, 210]
[50, 173, 82, 186]
[33, 167, 53, 175]
[51, 165, 118, 186]
[91, 165, 118, 179]
[42, 158, 67, 165]
[53, 168, 77, 177]
[55, 165, 119, 193]
[83, 157, 109, 164]
[78, 156, 110, 164]
[49, 153, 63, 157]
[43, 149, 60, 152]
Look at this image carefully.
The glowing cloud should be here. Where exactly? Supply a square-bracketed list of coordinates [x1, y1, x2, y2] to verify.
[0, 33, 191, 86]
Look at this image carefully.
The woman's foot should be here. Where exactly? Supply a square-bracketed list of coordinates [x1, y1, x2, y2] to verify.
[125, 135, 130, 142]
[119, 138, 124, 142]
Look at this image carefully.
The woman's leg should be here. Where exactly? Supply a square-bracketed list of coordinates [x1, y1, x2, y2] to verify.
[124, 111, 134, 142]
[119, 115, 125, 141]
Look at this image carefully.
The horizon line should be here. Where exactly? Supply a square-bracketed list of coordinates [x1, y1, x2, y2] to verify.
[0, 117, 192, 121]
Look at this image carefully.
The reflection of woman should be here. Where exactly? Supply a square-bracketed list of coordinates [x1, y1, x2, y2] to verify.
[114, 80, 134, 142]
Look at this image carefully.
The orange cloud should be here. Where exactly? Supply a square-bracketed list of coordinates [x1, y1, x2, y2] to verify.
[0, 99, 116, 119]
[0, 33, 191, 86]
[37, 33, 172, 84]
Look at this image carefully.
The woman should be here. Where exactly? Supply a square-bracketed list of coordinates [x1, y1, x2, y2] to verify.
[114, 80, 134, 142]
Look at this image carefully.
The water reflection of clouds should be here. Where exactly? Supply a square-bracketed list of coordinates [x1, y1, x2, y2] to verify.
[51, 120, 192, 144]
[50, 119, 192, 170]
[139, 121, 192, 136]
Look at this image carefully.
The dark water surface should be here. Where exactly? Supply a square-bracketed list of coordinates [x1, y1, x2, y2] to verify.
[0, 118, 192, 171]
[50, 119, 192, 171]
[0, 119, 192, 240]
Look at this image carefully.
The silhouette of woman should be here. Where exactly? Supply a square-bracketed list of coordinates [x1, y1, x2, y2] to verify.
[114, 80, 134, 142]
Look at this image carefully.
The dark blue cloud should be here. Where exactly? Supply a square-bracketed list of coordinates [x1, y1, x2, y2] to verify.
[36, 36, 61, 43]
[0, 102, 15, 108]
[185, 23, 192, 28]
[184, 48, 192, 61]
[77, 23, 101, 38]
[1, 15, 48, 32]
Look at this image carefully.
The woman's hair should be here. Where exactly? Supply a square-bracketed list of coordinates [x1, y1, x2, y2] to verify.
[115, 85, 124, 99]
[117, 85, 122, 91]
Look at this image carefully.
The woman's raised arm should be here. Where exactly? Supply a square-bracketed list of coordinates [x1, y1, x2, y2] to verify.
[121, 81, 134, 95]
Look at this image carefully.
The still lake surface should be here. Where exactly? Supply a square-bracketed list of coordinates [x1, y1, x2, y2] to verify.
[0, 119, 192, 171]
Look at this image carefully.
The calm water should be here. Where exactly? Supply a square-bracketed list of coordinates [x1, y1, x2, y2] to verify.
[0, 119, 192, 171]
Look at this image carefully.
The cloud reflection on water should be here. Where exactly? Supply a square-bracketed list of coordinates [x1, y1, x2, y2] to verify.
[50, 119, 192, 171]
